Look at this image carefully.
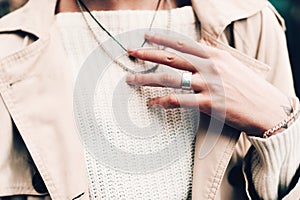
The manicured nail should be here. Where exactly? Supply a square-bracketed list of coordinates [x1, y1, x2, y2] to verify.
[145, 31, 155, 39]
[127, 47, 140, 54]
[148, 99, 160, 107]
[127, 47, 142, 54]
[148, 99, 154, 106]
[126, 74, 135, 83]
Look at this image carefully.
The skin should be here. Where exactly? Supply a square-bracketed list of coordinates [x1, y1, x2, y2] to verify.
[126, 32, 291, 136]
[57, 0, 291, 137]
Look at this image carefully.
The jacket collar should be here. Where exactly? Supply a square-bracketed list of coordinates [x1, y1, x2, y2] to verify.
[0, 0, 268, 39]
[191, 0, 268, 38]
[0, 0, 56, 37]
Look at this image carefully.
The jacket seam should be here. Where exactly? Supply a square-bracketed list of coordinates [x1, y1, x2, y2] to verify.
[207, 131, 239, 199]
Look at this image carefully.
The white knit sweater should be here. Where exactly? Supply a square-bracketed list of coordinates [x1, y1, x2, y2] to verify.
[55, 6, 300, 200]
[56, 7, 198, 200]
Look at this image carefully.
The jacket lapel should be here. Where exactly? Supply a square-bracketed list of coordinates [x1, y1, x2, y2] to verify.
[0, 23, 89, 199]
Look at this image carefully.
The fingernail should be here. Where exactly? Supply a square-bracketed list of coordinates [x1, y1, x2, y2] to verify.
[126, 74, 135, 83]
[149, 102, 161, 109]
[148, 99, 161, 108]
[145, 31, 155, 39]
[127, 47, 140, 53]
[148, 99, 154, 106]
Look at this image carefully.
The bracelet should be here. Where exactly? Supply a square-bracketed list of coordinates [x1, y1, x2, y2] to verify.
[263, 97, 300, 138]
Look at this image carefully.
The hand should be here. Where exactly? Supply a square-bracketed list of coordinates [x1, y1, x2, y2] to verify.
[126, 31, 290, 136]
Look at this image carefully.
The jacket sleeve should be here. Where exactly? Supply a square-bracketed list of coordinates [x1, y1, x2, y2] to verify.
[234, 4, 300, 200]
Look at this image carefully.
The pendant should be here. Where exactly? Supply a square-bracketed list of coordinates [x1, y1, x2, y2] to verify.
[129, 55, 137, 62]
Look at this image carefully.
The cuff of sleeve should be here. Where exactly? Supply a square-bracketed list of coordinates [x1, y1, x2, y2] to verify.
[245, 116, 300, 199]
[248, 115, 300, 169]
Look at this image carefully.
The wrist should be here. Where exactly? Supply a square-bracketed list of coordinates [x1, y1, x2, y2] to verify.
[262, 97, 300, 138]
[246, 96, 292, 137]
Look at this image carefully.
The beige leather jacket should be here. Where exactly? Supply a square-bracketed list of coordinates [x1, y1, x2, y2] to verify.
[0, 0, 298, 199]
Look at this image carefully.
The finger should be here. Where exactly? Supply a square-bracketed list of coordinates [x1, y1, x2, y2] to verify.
[128, 48, 198, 73]
[144, 31, 210, 59]
[128, 47, 215, 75]
[126, 72, 205, 92]
[126, 72, 181, 88]
[148, 93, 207, 110]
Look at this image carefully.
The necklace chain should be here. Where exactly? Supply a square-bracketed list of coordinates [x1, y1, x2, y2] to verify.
[76, 0, 172, 74]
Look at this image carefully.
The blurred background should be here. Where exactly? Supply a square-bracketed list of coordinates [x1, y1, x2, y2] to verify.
[0, 0, 299, 96]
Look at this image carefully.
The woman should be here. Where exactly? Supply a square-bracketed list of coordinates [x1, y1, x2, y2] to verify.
[0, 0, 299, 199]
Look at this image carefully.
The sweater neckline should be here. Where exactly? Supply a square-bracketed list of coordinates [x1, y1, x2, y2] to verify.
[55, 6, 195, 30]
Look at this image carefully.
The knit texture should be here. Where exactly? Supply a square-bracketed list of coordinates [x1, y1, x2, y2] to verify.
[56, 6, 199, 199]
[55, 6, 300, 199]
[246, 115, 300, 199]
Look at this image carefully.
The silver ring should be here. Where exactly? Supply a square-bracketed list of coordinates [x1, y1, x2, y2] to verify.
[181, 72, 192, 90]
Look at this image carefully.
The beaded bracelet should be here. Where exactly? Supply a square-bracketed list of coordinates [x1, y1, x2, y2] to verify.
[263, 97, 300, 138]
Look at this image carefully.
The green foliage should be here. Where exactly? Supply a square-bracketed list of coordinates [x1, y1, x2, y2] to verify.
[0, 0, 9, 17]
